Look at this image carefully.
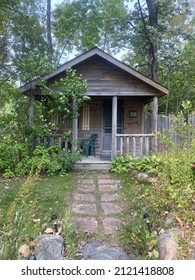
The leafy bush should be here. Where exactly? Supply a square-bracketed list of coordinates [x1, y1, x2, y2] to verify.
[157, 143, 195, 211]
[0, 142, 82, 178]
[134, 154, 162, 175]
[110, 154, 162, 175]
[31, 144, 82, 175]
[109, 155, 134, 173]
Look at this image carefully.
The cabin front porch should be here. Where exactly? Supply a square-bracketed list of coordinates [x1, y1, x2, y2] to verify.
[42, 132, 154, 170]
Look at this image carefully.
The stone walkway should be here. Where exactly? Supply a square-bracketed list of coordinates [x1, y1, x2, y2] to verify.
[71, 171, 123, 239]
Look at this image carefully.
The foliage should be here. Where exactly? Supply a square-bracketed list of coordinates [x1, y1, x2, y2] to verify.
[0, 142, 82, 178]
[53, 0, 128, 61]
[117, 144, 194, 259]
[0, 68, 87, 178]
[110, 154, 162, 174]
[0, 172, 78, 259]
[157, 144, 195, 211]
[109, 155, 135, 173]
[31, 144, 82, 175]
[119, 217, 158, 259]
[134, 154, 162, 175]
[42, 68, 89, 120]
[118, 173, 164, 259]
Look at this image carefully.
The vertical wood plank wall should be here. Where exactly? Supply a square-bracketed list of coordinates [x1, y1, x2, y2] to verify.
[78, 97, 103, 155]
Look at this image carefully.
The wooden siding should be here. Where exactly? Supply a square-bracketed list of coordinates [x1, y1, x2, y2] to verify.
[76, 58, 158, 97]
[78, 97, 103, 155]
[123, 98, 144, 134]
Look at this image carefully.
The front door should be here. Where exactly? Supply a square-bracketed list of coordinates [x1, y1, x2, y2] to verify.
[103, 99, 123, 153]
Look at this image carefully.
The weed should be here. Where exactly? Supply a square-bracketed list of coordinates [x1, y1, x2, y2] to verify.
[0, 171, 77, 259]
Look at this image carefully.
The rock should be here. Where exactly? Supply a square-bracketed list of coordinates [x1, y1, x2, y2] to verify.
[44, 227, 54, 234]
[35, 234, 65, 260]
[164, 212, 178, 227]
[148, 177, 158, 184]
[156, 228, 182, 260]
[137, 172, 149, 181]
[132, 171, 158, 184]
[18, 244, 30, 258]
[82, 241, 136, 260]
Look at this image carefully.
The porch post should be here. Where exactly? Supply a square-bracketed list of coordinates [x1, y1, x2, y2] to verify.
[111, 96, 117, 160]
[28, 93, 36, 156]
[152, 96, 158, 152]
[72, 102, 78, 152]
[28, 93, 35, 127]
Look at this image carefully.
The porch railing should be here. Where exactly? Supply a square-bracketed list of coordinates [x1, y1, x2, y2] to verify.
[116, 134, 154, 157]
[40, 135, 71, 153]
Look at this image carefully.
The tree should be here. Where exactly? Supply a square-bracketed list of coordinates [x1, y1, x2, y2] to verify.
[124, 0, 193, 82]
[53, 0, 128, 65]
[47, 0, 53, 63]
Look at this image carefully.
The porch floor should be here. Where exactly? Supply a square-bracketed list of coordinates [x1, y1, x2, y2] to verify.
[74, 155, 112, 170]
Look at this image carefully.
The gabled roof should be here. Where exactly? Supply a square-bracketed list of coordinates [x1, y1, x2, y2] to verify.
[20, 46, 168, 95]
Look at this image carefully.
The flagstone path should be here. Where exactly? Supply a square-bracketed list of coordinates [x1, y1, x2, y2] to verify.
[71, 171, 124, 242]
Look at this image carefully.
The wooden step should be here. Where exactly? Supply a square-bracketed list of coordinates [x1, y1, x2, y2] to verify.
[74, 161, 111, 170]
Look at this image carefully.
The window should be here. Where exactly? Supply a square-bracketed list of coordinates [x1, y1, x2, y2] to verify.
[51, 113, 71, 129]
[82, 103, 90, 130]
[51, 113, 62, 128]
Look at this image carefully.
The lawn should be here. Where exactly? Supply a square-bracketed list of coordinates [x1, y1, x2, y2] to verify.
[115, 171, 195, 260]
[0, 173, 78, 259]
[0, 160, 194, 260]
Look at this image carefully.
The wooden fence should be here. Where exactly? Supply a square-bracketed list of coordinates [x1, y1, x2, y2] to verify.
[145, 114, 195, 148]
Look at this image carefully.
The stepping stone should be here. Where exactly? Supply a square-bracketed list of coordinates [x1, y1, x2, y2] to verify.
[103, 218, 122, 234]
[72, 193, 95, 202]
[72, 204, 97, 215]
[101, 193, 119, 202]
[98, 179, 117, 185]
[76, 184, 96, 192]
[98, 174, 112, 179]
[77, 179, 94, 184]
[98, 184, 118, 192]
[101, 203, 122, 215]
[73, 217, 98, 234]
[82, 241, 136, 260]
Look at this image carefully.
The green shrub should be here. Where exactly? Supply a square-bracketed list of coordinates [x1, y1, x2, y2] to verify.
[134, 154, 162, 175]
[157, 144, 195, 211]
[110, 155, 134, 173]
[110, 154, 162, 175]
[0, 141, 82, 178]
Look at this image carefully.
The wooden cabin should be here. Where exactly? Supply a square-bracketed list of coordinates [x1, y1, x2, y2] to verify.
[20, 47, 168, 164]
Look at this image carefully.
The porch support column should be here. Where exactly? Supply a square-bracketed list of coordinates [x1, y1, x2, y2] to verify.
[28, 93, 36, 156]
[111, 96, 117, 160]
[28, 93, 35, 127]
[72, 102, 78, 152]
[151, 96, 158, 152]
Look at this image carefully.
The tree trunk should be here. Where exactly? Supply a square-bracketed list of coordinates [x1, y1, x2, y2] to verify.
[138, 0, 158, 81]
[146, 0, 158, 81]
[47, 0, 53, 63]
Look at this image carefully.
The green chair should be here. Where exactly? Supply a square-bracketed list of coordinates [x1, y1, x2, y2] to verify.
[80, 134, 98, 157]
[88, 134, 97, 157]
[80, 139, 88, 156]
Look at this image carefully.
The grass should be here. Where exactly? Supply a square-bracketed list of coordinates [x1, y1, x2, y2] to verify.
[0, 172, 80, 259]
[116, 171, 194, 260]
